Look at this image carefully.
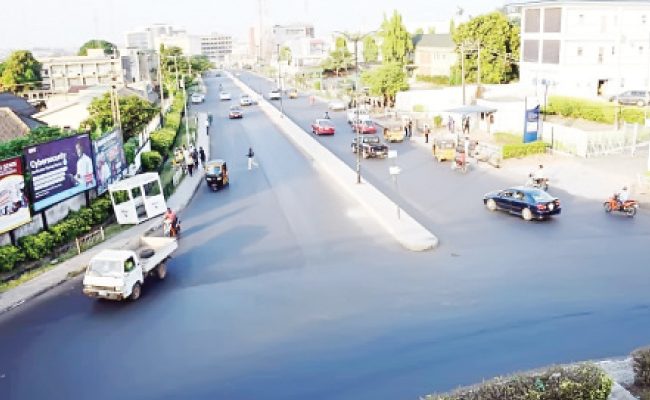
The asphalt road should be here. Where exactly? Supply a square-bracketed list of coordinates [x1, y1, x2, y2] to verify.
[0, 74, 649, 400]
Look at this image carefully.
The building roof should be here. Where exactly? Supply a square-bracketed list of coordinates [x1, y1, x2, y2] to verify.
[0, 92, 38, 116]
[412, 34, 455, 49]
[509, 0, 650, 6]
[0, 108, 34, 141]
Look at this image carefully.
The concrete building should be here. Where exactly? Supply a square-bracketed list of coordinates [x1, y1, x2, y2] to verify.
[511, 0, 650, 99]
[125, 24, 177, 50]
[284, 37, 329, 68]
[200, 33, 233, 63]
[119, 48, 159, 84]
[412, 33, 457, 77]
[270, 23, 315, 59]
[39, 49, 125, 93]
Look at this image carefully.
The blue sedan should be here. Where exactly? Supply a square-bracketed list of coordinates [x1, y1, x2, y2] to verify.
[483, 186, 561, 221]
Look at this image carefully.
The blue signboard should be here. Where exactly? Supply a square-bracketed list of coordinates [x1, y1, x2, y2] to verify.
[524, 105, 540, 143]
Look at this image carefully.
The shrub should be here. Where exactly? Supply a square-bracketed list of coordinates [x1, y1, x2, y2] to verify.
[313, 81, 321, 90]
[141, 151, 163, 171]
[0, 245, 25, 272]
[502, 141, 548, 159]
[90, 197, 113, 224]
[633, 347, 650, 387]
[124, 136, 139, 165]
[434, 115, 443, 128]
[413, 104, 425, 112]
[19, 231, 55, 261]
[416, 75, 450, 85]
[545, 96, 646, 125]
[150, 128, 176, 156]
[424, 363, 612, 400]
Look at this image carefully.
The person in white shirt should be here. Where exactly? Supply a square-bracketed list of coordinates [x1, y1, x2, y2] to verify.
[74, 141, 95, 188]
[617, 186, 629, 207]
[532, 164, 546, 181]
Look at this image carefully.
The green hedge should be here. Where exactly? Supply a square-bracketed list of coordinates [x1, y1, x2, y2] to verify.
[425, 363, 612, 400]
[545, 96, 645, 125]
[502, 141, 548, 159]
[141, 151, 163, 171]
[0, 246, 25, 272]
[150, 128, 176, 156]
[416, 75, 450, 85]
[633, 347, 650, 387]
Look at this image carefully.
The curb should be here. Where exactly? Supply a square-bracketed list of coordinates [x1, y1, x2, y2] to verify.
[229, 72, 438, 252]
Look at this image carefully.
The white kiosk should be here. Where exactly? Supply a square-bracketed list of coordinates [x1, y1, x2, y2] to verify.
[108, 173, 167, 225]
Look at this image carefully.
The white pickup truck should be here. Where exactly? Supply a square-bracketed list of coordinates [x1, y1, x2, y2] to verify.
[347, 107, 371, 124]
[82, 236, 178, 301]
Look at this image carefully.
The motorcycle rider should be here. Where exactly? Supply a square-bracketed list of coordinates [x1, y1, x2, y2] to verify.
[532, 164, 546, 183]
[324, 111, 330, 119]
[163, 207, 179, 236]
[616, 186, 630, 208]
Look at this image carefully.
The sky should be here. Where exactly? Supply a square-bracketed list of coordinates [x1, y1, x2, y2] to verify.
[0, 0, 504, 51]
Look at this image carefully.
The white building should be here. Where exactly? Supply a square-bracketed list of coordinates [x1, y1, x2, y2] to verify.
[513, 0, 650, 99]
[200, 33, 233, 63]
[118, 48, 159, 84]
[270, 23, 315, 59]
[125, 24, 200, 55]
[39, 49, 125, 93]
[284, 37, 329, 68]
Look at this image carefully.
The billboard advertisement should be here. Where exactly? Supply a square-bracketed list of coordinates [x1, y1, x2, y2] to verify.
[93, 130, 126, 195]
[25, 134, 97, 212]
[0, 157, 31, 234]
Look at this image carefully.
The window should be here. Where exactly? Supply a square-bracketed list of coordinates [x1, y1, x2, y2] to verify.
[542, 40, 560, 64]
[643, 15, 647, 24]
[525, 8, 541, 32]
[124, 257, 136, 273]
[577, 47, 583, 56]
[544, 8, 562, 32]
[611, 46, 616, 56]
[598, 47, 604, 64]
[523, 40, 540, 62]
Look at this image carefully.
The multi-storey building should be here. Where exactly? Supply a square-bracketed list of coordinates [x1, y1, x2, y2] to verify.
[512, 0, 650, 98]
[200, 33, 233, 63]
[39, 49, 125, 93]
[412, 33, 457, 77]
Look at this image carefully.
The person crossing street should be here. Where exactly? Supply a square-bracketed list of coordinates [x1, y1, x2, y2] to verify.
[246, 147, 258, 170]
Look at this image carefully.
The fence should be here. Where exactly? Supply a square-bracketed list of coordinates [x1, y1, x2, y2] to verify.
[75, 227, 105, 255]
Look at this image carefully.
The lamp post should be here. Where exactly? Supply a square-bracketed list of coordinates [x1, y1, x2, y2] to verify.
[335, 30, 376, 184]
[460, 40, 481, 105]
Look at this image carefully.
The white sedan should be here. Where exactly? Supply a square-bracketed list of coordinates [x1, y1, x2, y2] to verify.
[219, 91, 232, 101]
[268, 89, 282, 100]
[328, 99, 346, 111]
[190, 93, 204, 104]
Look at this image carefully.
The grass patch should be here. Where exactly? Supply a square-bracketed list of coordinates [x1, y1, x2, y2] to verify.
[493, 132, 522, 145]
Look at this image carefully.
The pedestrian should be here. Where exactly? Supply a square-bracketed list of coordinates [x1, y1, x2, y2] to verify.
[408, 120, 413, 138]
[184, 147, 194, 176]
[199, 146, 206, 168]
[404, 123, 409, 139]
[464, 116, 470, 135]
[424, 124, 430, 144]
[192, 147, 199, 171]
[447, 116, 453, 133]
[246, 147, 257, 170]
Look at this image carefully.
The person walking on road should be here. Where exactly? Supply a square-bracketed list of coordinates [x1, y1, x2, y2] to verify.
[185, 147, 194, 177]
[246, 147, 258, 170]
[463, 116, 470, 135]
[424, 124, 430, 143]
[199, 146, 206, 168]
[191, 147, 199, 171]
[407, 120, 413, 138]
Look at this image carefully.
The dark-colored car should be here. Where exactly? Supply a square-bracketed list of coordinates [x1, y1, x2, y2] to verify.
[351, 135, 389, 158]
[609, 90, 650, 106]
[483, 186, 561, 221]
[311, 119, 336, 135]
[352, 120, 377, 134]
[228, 106, 243, 119]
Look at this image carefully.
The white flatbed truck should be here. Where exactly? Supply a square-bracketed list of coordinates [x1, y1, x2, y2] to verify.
[82, 236, 177, 301]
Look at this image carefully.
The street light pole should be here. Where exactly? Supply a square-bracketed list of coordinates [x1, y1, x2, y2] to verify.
[461, 43, 466, 105]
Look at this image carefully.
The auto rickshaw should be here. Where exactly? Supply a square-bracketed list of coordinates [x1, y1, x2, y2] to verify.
[204, 159, 229, 191]
[287, 88, 298, 99]
[380, 121, 405, 143]
[432, 137, 456, 161]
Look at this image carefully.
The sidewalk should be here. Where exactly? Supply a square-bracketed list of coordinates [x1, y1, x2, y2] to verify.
[409, 133, 650, 206]
[0, 110, 210, 315]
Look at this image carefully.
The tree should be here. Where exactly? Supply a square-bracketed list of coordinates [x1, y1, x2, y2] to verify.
[279, 46, 292, 64]
[0, 50, 41, 92]
[361, 62, 409, 106]
[0, 62, 5, 76]
[81, 93, 159, 141]
[362, 36, 379, 63]
[321, 37, 353, 76]
[451, 11, 520, 84]
[379, 10, 413, 65]
[415, 28, 424, 35]
[78, 39, 116, 56]
[428, 26, 437, 34]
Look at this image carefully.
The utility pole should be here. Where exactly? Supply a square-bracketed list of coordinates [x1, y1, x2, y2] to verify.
[181, 79, 190, 147]
[461, 43, 466, 105]
[157, 51, 165, 105]
[477, 40, 481, 97]
[277, 44, 284, 116]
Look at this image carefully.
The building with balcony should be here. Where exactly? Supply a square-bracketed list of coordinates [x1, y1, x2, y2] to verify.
[511, 0, 650, 98]
[200, 33, 233, 63]
[39, 49, 125, 93]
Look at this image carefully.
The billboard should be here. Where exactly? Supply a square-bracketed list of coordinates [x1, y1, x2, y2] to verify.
[25, 134, 97, 212]
[0, 157, 31, 234]
[93, 130, 126, 195]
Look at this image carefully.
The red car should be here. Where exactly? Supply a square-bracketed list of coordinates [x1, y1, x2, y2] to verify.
[352, 120, 377, 134]
[311, 119, 335, 135]
[228, 106, 243, 119]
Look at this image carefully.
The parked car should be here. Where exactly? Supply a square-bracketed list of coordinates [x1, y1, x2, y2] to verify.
[328, 99, 346, 111]
[609, 90, 650, 106]
[191, 93, 204, 104]
[351, 120, 377, 134]
[219, 91, 232, 101]
[268, 89, 282, 100]
[228, 105, 243, 119]
[311, 119, 336, 135]
[351, 135, 389, 158]
[483, 186, 561, 221]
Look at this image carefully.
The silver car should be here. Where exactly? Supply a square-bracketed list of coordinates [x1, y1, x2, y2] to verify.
[610, 90, 650, 106]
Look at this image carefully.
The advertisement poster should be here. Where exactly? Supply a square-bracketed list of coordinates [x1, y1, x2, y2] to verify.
[25, 134, 97, 212]
[93, 130, 126, 195]
[0, 157, 31, 234]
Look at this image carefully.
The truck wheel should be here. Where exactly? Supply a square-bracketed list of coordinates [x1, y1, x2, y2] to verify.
[130, 282, 142, 301]
[156, 263, 167, 280]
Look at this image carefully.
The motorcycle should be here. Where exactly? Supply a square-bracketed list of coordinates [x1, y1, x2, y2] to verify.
[163, 218, 181, 237]
[526, 175, 549, 191]
[451, 154, 468, 173]
[603, 195, 638, 217]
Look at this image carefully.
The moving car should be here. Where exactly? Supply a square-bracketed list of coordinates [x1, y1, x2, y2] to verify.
[190, 93, 204, 104]
[268, 89, 282, 100]
[351, 120, 377, 134]
[351, 135, 389, 158]
[204, 159, 229, 191]
[287, 88, 298, 99]
[228, 105, 243, 119]
[311, 119, 336, 135]
[82, 236, 177, 301]
[240, 95, 253, 106]
[483, 186, 561, 221]
[609, 90, 650, 106]
[328, 99, 346, 111]
[219, 91, 232, 101]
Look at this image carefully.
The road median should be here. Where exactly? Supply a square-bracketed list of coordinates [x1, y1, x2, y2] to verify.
[228, 72, 438, 251]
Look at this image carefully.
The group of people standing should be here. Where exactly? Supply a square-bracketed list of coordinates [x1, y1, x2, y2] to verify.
[447, 116, 471, 135]
[174, 145, 206, 177]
